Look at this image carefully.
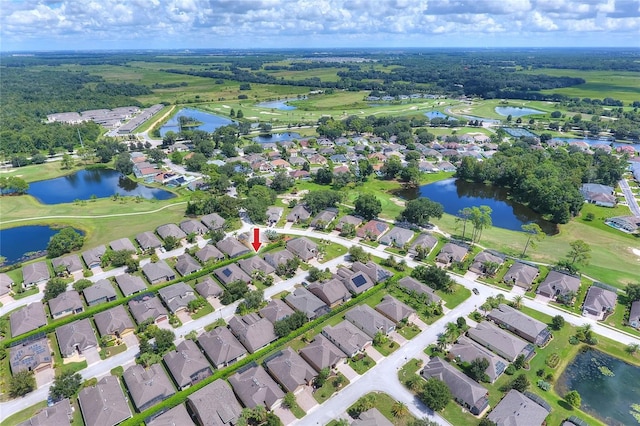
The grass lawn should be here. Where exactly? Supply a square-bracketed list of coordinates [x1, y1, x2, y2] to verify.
[373, 339, 400, 357]
[396, 323, 421, 340]
[190, 303, 214, 320]
[11, 286, 38, 300]
[0, 400, 47, 426]
[100, 343, 127, 359]
[348, 392, 419, 426]
[438, 284, 472, 310]
[348, 354, 376, 374]
[60, 361, 88, 375]
[3, 161, 79, 183]
[605, 301, 640, 338]
[313, 373, 350, 404]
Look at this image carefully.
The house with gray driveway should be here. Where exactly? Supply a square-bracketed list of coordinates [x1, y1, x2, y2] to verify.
[158, 282, 197, 314]
[421, 357, 489, 416]
[322, 321, 372, 357]
[299, 334, 346, 373]
[436, 242, 469, 264]
[467, 322, 533, 362]
[187, 379, 243, 426]
[397, 276, 442, 305]
[156, 223, 187, 241]
[580, 183, 616, 207]
[449, 336, 509, 383]
[146, 404, 193, 426]
[503, 262, 539, 290]
[179, 218, 208, 236]
[115, 273, 147, 296]
[174, 253, 201, 276]
[310, 208, 338, 229]
[537, 270, 580, 301]
[285, 287, 329, 320]
[375, 295, 416, 324]
[286, 204, 312, 223]
[142, 260, 176, 284]
[238, 256, 275, 277]
[10, 302, 47, 337]
[335, 214, 363, 231]
[109, 237, 137, 253]
[263, 249, 295, 270]
[216, 238, 250, 258]
[488, 389, 550, 426]
[22, 261, 50, 287]
[198, 326, 247, 368]
[409, 233, 438, 256]
[265, 347, 317, 394]
[286, 237, 318, 261]
[128, 296, 169, 325]
[136, 231, 162, 251]
[194, 276, 223, 299]
[123, 363, 175, 411]
[308, 279, 351, 308]
[83, 279, 117, 306]
[49, 290, 84, 319]
[228, 365, 285, 410]
[469, 251, 504, 275]
[0, 273, 13, 296]
[18, 398, 72, 426]
[164, 340, 213, 390]
[213, 263, 251, 286]
[201, 212, 226, 231]
[488, 304, 551, 346]
[345, 304, 395, 338]
[9, 337, 52, 374]
[583, 285, 618, 319]
[379, 226, 415, 247]
[52, 254, 84, 275]
[78, 376, 132, 426]
[195, 244, 224, 264]
[82, 245, 106, 269]
[93, 305, 135, 340]
[259, 299, 295, 324]
[55, 318, 98, 358]
[229, 313, 277, 353]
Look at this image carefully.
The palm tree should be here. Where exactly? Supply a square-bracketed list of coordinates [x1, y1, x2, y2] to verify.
[512, 295, 524, 310]
[391, 401, 408, 418]
[626, 343, 640, 355]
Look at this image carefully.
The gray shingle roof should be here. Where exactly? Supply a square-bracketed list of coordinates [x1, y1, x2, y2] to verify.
[397, 276, 442, 304]
[142, 260, 175, 283]
[156, 223, 187, 240]
[299, 334, 346, 373]
[449, 336, 509, 383]
[55, 319, 98, 357]
[163, 340, 212, 390]
[10, 337, 52, 374]
[109, 238, 137, 253]
[488, 389, 550, 426]
[198, 327, 247, 368]
[147, 404, 194, 426]
[213, 263, 251, 286]
[82, 279, 117, 306]
[0, 273, 13, 296]
[78, 376, 132, 426]
[379, 227, 415, 246]
[158, 282, 197, 313]
[286, 237, 318, 261]
[10, 302, 47, 337]
[201, 213, 226, 230]
[17, 398, 72, 426]
[187, 379, 243, 426]
[82, 245, 106, 268]
[322, 321, 372, 357]
[409, 233, 438, 255]
[467, 322, 531, 362]
[52, 254, 84, 274]
[537, 270, 580, 298]
[285, 287, 329, 320]
[179, 219, 208, 235]
[488, 304, 549, 344]
[351, 261, 393, 284]
[228, 365, 285, 410]
[93, 305, 135, 338]
[215, 238, 250, 258]
[583, 286, 618, 315]
[352, 408, 393, 426]
[48, 290, 83, 317]
[228, 313, 277, 353]
[336, 215, 363, 230]
[375, 295, 415, 323]
[630, 301, 640, 328]
[123, 364, 175, 411]
[195, 277, 223, 298]
[195, 244, 224, 263]
[469, 251, 504, 274]
[115, 273, 147, 296]
[311, 209, 338, 228]
[345, 304, 395, 338]
[136, 231, 162, 250]
[339, 269, 375, 295]
[263, 249, 295, 269]
[422, 357, 488, 414]
[436, 242, 468, 263]
[308, 279, 351, 307]
[174, 253, 202, 276]
[128, 296, 169, 324]
[265, 347, 317, 393]
[259, 299, 295, 324]
[503, 262, 539, 289]
[286, 204, 311, 222]
[237, 256, 275, 276]
[22, 261, 50, 286]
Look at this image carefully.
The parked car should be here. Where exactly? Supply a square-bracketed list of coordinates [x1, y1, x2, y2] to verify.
[472, 288, 479, 295]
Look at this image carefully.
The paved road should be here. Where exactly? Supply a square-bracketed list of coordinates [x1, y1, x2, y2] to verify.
[620, 179, 640, 217]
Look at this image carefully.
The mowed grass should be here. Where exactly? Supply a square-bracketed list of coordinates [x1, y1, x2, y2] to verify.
[2, 161, 78, 183]
[264, 67, 347, 82]
[450, 98, 554, 120]
[0, 401, 48, 426]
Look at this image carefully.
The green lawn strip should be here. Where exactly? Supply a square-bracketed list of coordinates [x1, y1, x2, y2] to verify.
[70, 397, 85, 426]
[100, 343, 127, 359]
[313, 372, 350, 404]
[0, 356, 11, 400]
[287, 401, 306, 419]
[189, 303, 214, 320]
[348, 392, 419, 426]
[60, 361, 88, 375]
[605, 302, 640, 338]
[373, 340, 399, 357]
[437, 284, 471, 310]
[9, 286, 38, 300]
[348, 353, 376, 374]
[396, 323, 421, 340]
[0, 400, 47, 426]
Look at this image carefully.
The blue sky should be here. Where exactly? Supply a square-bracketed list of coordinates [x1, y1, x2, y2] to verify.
[1, 0, 639, 51]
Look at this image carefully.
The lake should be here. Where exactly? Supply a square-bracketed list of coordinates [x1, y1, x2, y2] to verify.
[252, 132, 302, 143]
[495, 106, 544, 117]
[395, 178, 558, 235]
[557, 348, 640, 426]
[0, 226, 83, 265]
[159, 108, 234, 136]
[256, 99, 298, 110]
[424, 111, 453, 120]
[28, 169, 175, 204]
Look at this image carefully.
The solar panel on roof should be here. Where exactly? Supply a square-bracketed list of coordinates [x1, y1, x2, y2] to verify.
[223, 268, 232, 277]
[352, 274, 367, 287]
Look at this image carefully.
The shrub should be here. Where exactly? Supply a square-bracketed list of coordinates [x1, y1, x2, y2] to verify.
[505, 364, 517, 375]
[537, 380, 551, 391]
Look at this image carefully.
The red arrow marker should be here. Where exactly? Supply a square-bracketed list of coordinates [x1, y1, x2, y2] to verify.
[251, 228, 262, 252]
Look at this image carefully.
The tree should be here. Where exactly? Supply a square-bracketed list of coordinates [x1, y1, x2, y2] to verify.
[399, 198, 444, 227]
[419, 378, 451, 411]
[9, 370, 35, 397]
[411, 265, 454, 293]
[626, 343, 640, 355]
[551, 315, 565, 330]
[348, 245, 370, 263]
[163, 235, 180, 251]
[469, 205, 493, 243]
[270, 170, 294, 193]
[478, 419, 497, 426]
[46, 227, 84, 258]
[314, 367, 330, 388]
[314, 167, 333, 185]
[457, 207, 472, 241]
[468, 358, 490, 383]
[302, 190, 342, 214]
[282, 392, 296, 409]
[44, 278, 67, 301]
[61, 153, 74, 169]
[625, 284, 640, 303]
[507, 374, 530, 393]
[340, 222, 356, 238]
[381, 156, 403, 179]
[154, 329, 176, 354]
[147, 148, 167, 164]
[521, 223, 545, 257]
[565, 390, 581, 408]
[512, 295, 523, 310]
[391, 401, 408, 418]
[49, 371, 82, 401]
[354, 194, 382, 220]
[73, 278, 93, 293]
[567, 240, 591, 265]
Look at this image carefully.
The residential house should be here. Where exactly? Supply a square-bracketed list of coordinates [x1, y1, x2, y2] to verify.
[263, 249, 295, 270]
[128, 296, 169, 325]
[228, 365, 285, 410]
[322, 321, 372, 357]
[467, 322, 533, 362]
[146, 404, 194, 426]
[216, 238, 250, 258]
[156, 223, 187, 242]
[195, 276, 223, 299]
[0, 273, 13, 296]
[56, 319, 98, 357]
[136, 231, 162, 251]
[110, 238, 137, 253]
[310, 208, 338, 229]
[123, 364, 175, 411]
[187, 379, 243, 426]
[436, 242, 468, 264]
[51, 255, 83, 276]
[335, 215, 363, 231]
[213, 263, 251, 286]
[78, 376, 132, 426]
[238, 256, 275, 277]
[259, 299, 295, 324]
[379, 227, 415, 247]
[115, 273, 147, 296]
[375, 295, 416, 324]
[266, 206, 284, 226]
[488, 389, 550, 426]
[93, 305, 135, 340]
[285, 287, 330, 320]
[581, 183, 616, 207]
[195, 244, 225, 264]
[18, 398, 72, 426]
[201, 213, 226, 231]
[449, 336, 509, 383]
[198, 327, 248, 368]
[351, 408, 393, 426]
[351, 261, 393, 284]
[409, 233, 438, 256]
[158, 282, 197, 314]
[488, 304, 551, 346]
[82, 245, 106, 269]
[142, 260, 175, 284]
[308, 154, 327, 165]
[49, 290, 84, 319]
[397, 276, 442, 305]
[469, 251, 504, 275]
[299, 334, 346, 373]
[583, 285, 618, 319]
[286, 204, 312, 223]
[286, 237, 318, 261]
[9, 337, 52, 374]
[437, 161, 456, 172]
[421, 357, 489, 415]
[418, 161, 439, 173]
[22, 261, 50, 287]
[503, 262, 539, 290]
[229, 313, 277, 353]
[179, 219, 208, 236]
[308, 279, 351, 308]
[537, 270, 581, 301]
[629, 301, 640, 329]
[356, 220, 389, 241]
[338, 269, 375, 295]
[345, 305, 395, 338]
[605, 215, 640, 233]
[271, 159, 291, 169]
[83, 279, 117, 306]
[10, 302, 47, 337]
[175, 253, 202, 276]
[265, 347, 317, 394]
[289, 156, 308, 167]
[164, 340, 213, 390]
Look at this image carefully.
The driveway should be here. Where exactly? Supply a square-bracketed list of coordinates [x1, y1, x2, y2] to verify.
[83, 347, 101, 366]
[364, 346, 384, 363]
[123, 333, 139, 348]
[534, 294, 551, 304]
[177, 310, 192, 325]
[35, 367, 55, 388]
[336, 362, 359, 381]
[389, 331, 408, 346]
[273, 405, 296, 426]
[296, 386, 318, 412]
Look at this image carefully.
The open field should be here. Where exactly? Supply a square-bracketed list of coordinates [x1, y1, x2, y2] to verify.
[1, 161, 78, 183]
[449, 98, 554, 121]
[264, 67, 347, 82]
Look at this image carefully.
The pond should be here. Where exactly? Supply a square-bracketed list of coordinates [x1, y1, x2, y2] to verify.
[557, 348, 640, 426]
[252, 132, 302, 143]
[495, 106, 544, 117]
[424, 111, 453, 120]
[395, 178, 558, 235]
[0, 226, 83, 265]
[28, 169, 175, 204]
[256, 99, 298, 110]
[159, 108, 234, 136]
